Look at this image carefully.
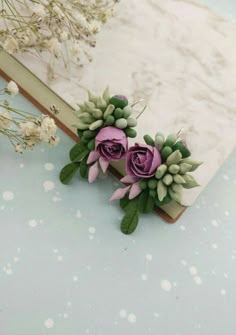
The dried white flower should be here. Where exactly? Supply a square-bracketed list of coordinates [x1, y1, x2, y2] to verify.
[6, 81, 19, 96]
[53, 5, 65, 19]
[3, 37, 19, 54]
[19, 121, 40, 137]
[47, 38, 61, 56]
[48, 135, 60, 147]
[15, 144, 24, 153]
[0, 109, 12, 129]
[32, 4, 46, 18]
[60, 31, 69, 41]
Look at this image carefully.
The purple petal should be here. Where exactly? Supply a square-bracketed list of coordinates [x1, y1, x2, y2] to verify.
[88, 161, 99, 183]
[99, 157, 109, 173]
[109, 185, 131, 201]
[129, 182, 142, 200]
[120, 175, 139, 184]
[87, 150, 100, 164]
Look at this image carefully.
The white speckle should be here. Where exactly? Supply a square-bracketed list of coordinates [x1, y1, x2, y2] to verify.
[5, 268, 13, 275]
[2, 191, 14, 201]
[85, 328, 90, 334]
[76, 210, 82, 219]
[73, 276, 78, 282]
[195, 251, 199, 256]
[146, 254, 152, 262]
[173, 282, 177, 287]
[57, 255, 63, 262]
[212, 243, 218, 249]
[52, 196, 62, 202]
[14, 257, 19, 263]
[63, 313, 69, 319]
[225, 211, 230, 216]
[161, 280, 172, 292]
[181, 260, 187, 267]
[44, 319, 54, 329]
[67, 301, 72, 307]
[180, 225, 186, 231]
[44, 163, 55, 171]
[0, 205, 5, 210]
[214, 202, 219, 207]
[28, 219, 38, 228]
[224, 273, 229, 279]
[222, 174, 229, 180]
[220, 289, 226, 296]
[195, 204, 200, 209]
[211, 219, 219, 227]
[88, 227, 96, 234]
[128, 313, 136, 323]
[154, 312, 159, 318]
[89, 235, 94, 241]
[203, 227, 207, 232]
[53, 249, 58, 254]
[43, 181, 55, 192]
[20, 163, 24, 168]
[141, 273, 148, 281]
[194, 276, 202, 285]
[119, 309, 127, 319]
[232, 255, 236, 260]
[86, 265, 91, 271]
[189, 266, 198, 276]
[17, 248, 21, 253]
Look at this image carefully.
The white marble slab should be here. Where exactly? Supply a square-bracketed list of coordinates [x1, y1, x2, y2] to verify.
[16, 0, 236, 206]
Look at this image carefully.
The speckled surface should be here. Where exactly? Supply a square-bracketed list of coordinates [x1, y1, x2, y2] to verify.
[1, 68, 236, 334]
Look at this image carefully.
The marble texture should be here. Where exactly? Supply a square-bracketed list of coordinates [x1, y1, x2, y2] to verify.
[15, 0, 236, 206]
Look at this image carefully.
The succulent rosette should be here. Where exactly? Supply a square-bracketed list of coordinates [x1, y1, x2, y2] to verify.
[60, 88, 137, 185]
[110, 132, 202, 235]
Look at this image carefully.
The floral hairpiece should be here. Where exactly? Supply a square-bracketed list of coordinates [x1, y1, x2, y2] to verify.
[60, 88, 138, 184]
[110, 132, 203, 234]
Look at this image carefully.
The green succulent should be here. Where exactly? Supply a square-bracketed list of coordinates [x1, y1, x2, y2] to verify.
[75, 88, 137, 151]
[141, 132, 203, 206]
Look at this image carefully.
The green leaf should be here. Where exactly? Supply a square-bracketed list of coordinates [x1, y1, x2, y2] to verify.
[138, 190, 149, 213]
[69, 143, 89, 162]
[120, 199, 139, 235]
[120, 194, 130, 210]
[144, 195, 155, 213]
[59, 162, 80, 184]
[80, 154, 90, 179]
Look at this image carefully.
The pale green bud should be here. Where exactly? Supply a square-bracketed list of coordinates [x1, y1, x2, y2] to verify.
[88, 91, 98, 104]
[155, 164, 167, 179]
[115, 118, 128, 129]
[182, 174, 200, 189]
[123, 105, 132, 118]
[166, 150, 182, 166]
[169, 188, 182, 204]
[163, 174, 173, 186]
[102, 86, 110, 104]
[89, 119, 104, 130]
[155, 135, 165, 151]
[78, 112, 95, 124]
[171, 183, 183, 193]
[168, 164, 180, 174]
[181, 159, 203, 172]
[127, 117, 137, 127]
[92, 109, 103, 119]
[96, 96, 107, 110]
[179, 162, 192, 174]
[157, 180, 167, 202]
[173, 174, 186, 184]
[103, 104, 115, 118]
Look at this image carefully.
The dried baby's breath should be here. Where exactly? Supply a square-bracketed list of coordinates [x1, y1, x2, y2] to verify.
[0, 0, 117, 65]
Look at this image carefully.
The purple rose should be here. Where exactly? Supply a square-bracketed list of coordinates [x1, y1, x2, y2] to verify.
[126, 143, 162, 178]
[95, 126, 128, 161]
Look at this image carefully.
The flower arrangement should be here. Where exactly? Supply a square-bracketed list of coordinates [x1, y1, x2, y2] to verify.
[59, 87, 202, 234]
[110, 133, 202, 234]
[60, 88, 138, 184]
[0, 81, 59, 152]
[0, 0, 116, 68]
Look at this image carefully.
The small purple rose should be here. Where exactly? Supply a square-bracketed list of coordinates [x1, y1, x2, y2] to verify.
[126, 143, 162, 178]
[95, 126, 128, 161]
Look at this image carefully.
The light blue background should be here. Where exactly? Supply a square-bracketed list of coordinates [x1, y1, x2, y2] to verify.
[1, 1, 236, 334]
